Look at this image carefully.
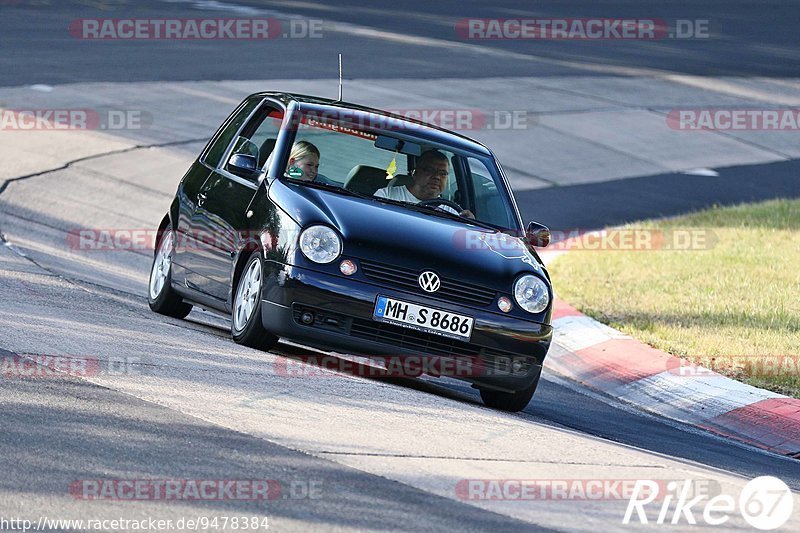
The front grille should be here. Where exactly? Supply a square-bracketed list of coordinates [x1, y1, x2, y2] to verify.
[292, 304, 540, 378]
[359, 260, 497, 307]
[350, 318, 537, 376]
[350, 317, 481, 358]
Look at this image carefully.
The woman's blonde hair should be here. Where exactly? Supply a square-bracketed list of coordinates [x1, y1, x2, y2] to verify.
[290, 140, 320, 162]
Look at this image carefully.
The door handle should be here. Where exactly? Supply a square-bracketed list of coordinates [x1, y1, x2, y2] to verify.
[197, 192, 207, 207]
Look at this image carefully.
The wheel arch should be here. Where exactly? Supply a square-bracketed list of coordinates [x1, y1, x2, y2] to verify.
[229, 239, 265, 309]
[154, 213, 172, 257]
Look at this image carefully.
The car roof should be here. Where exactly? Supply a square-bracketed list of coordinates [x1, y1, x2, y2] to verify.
[251, 91, 494, 157]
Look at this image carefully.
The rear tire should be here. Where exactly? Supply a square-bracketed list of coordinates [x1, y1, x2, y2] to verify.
[479, 374, 540, 412]
[148, 228, 192, 319]
[231, 251, 279, 350]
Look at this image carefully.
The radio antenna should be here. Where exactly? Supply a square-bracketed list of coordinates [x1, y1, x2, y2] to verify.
[337, 53, 343, 102]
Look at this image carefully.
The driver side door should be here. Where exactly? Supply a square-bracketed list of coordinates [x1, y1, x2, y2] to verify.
[184, 102, 285, 303]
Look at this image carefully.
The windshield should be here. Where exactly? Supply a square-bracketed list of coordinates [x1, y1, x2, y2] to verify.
[283, 110, 518, 229]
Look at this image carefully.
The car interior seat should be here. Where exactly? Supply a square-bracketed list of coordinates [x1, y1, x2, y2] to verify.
[344, 165, 390, 195]
[385, 173, 413, 189]
[258, 138, 276, 168]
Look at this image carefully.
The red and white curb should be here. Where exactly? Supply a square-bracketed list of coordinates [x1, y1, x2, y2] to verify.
[540, 251, 800, 458]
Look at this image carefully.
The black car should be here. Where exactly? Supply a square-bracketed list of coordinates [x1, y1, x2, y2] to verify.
[148, 92, 553, 411]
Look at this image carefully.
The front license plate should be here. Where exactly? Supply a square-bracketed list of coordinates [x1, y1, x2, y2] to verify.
[373, 295, 474, 341]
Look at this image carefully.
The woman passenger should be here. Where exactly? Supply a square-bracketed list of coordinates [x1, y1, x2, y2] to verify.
[286, 141, 320, 181]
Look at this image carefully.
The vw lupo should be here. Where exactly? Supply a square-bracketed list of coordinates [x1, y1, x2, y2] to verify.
[148, 93, 553, 411]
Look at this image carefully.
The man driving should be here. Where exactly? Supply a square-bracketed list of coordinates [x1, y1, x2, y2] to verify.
[374, 150, 473, 217]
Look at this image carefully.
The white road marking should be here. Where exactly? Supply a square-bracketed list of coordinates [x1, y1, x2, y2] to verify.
[168, 84, 242, 105]
[682, 168, 720, 176]
[611, 370, 786, 423]
[552, 314, 631, 353]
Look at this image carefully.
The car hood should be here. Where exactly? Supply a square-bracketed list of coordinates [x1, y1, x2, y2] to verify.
[269, 180, 547, 292]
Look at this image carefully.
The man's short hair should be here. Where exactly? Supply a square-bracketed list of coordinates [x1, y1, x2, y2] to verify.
[417, 149, 448, 165]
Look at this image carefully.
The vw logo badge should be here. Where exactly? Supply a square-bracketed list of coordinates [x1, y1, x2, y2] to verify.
[418, 271, 441, 293]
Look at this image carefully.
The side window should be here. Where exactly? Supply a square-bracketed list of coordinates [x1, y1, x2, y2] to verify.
[467, 157, 513, 228]
[236, 105, 284, 170]
[202, 97, 261, 168]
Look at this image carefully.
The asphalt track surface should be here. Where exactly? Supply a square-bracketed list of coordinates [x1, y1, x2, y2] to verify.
[1, 1, 800, 531]
[2, 0, 800, 85]
[519, 159, 800, 230]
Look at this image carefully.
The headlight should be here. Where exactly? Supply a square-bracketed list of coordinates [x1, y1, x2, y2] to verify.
[299, 225, 342, 264]
[513, 274, 549, 314]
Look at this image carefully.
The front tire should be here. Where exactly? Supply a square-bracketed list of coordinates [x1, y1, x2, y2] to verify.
[479, 374, 540, 412]
[148, 228, 192, 319]
[231, 251, 278, 350]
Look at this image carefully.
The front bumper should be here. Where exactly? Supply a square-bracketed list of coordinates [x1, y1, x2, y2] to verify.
[261, 261, 552, 393]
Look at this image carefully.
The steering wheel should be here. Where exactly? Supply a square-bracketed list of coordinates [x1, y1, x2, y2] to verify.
[417, 198, 464, 213]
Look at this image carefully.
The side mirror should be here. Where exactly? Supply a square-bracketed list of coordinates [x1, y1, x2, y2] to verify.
[526, 221, 550, 247]
[227, 153, 259, 179]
